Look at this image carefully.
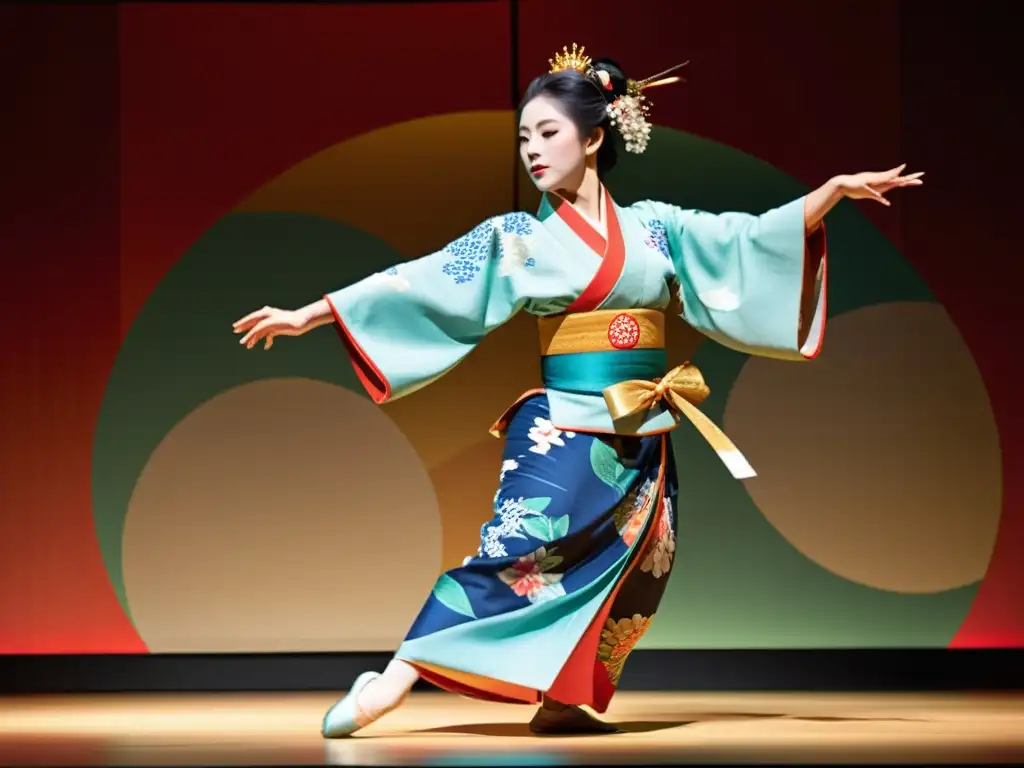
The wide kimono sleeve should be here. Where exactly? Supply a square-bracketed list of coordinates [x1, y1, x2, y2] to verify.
[323, 214, 537, 403]
[633, 197, 827, 360]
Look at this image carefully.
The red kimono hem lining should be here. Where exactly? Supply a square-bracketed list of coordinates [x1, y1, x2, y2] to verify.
[324, 294, 392, 403]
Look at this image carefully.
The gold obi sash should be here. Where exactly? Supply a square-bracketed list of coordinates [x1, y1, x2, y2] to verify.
[537, 309, 756, 480]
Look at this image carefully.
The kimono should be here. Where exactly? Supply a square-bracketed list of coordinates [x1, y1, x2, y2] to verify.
[323, 185, 827, 713]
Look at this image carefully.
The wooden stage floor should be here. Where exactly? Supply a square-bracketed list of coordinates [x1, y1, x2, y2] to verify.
[1, 691, 1023, 766]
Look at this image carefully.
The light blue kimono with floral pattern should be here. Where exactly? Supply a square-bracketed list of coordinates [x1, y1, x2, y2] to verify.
[323, 186, 826, 711]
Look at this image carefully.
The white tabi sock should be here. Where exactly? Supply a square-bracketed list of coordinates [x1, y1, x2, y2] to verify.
[355, 658, 420, 722]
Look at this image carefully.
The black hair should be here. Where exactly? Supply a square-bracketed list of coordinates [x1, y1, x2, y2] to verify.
[518, 58, 629, 179]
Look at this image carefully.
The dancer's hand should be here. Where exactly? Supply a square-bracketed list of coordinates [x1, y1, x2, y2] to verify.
[834, 164, 924, 207]
[233, 306, 307, 350]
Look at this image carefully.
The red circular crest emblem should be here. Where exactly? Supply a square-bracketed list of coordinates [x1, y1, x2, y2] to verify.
[608, 313, 641, 349]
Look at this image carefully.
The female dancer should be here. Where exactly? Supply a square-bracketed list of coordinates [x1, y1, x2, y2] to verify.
[234, 45, 922, 737]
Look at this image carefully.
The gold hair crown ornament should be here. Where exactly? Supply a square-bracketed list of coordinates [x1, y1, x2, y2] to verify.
[548, 43, 593, 75]
[547, 43, 688, 155]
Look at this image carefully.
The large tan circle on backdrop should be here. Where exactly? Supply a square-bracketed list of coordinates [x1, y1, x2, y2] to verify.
[122, 378, 442, 651]
[723, 301, 1002, 594]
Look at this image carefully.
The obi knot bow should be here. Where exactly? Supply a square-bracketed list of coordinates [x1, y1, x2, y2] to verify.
[603, 363, 711, 420]
[602, 363, 757, 480]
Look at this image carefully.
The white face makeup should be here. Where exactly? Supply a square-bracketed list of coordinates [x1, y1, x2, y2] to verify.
[518, 95, 595, 195]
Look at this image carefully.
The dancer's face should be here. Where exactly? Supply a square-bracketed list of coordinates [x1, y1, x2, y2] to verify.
[518, 95, 603, 195]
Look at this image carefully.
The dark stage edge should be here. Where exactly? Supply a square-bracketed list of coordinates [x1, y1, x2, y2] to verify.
[2, 649, 1022, 694]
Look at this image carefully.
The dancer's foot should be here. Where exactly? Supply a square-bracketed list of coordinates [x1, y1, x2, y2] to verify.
[528, 698, 620, 735]
[321, 659, 420, 738]
[321, 671, 380, 738]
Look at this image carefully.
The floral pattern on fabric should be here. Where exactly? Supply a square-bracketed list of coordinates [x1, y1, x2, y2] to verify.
[640, 497, 675, 578]
[499, 459, 519, 482]
[442, 214, 538, 284]
[501, 212, 534, 236]
[616, 478, 656, 546]
[598, 614, 653, 686]
[644, 219, 671, 260]
[480, 496, 553, 559]
[527, 417, 576, 455]
[498, 545, 565, 603]
[441, 219, 497, 284]
[499, 212, 538, 276]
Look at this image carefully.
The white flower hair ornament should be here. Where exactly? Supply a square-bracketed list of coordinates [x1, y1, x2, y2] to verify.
[548, 43, 689, 155]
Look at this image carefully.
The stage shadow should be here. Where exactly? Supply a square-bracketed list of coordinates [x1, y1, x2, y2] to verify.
[405, 712, 927, 738]
[411, 720, 692, 738]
